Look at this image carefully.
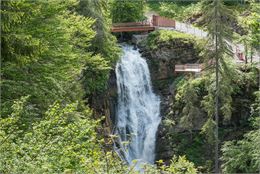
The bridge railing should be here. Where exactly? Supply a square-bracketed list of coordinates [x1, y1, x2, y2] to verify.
[112, 16, 176, 28]
[113, 21, 151, 27]
[152, 15, 176, 28]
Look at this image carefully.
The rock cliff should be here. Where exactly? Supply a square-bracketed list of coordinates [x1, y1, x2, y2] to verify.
[137, 30, 204, 163]
[90, 70, 118, 136]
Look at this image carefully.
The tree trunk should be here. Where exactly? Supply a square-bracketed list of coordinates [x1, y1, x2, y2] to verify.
[215, 39, 220, 173]
[250, 46, 253, 63]
[214, 2, 219, 173]
[245, 43, 248, 64]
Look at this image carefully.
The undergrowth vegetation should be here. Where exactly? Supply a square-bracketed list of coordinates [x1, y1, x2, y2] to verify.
[145, 30, 205, 50]
[147, 1, 203, 22]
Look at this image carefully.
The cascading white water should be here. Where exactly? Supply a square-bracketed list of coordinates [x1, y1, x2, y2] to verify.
[115, 44, 161, 165]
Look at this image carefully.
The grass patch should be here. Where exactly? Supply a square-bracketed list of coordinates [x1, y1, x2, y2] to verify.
[146, 30, 204, 50]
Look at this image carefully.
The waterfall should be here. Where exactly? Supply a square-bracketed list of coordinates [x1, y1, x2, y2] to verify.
[115, 44, 161, 165]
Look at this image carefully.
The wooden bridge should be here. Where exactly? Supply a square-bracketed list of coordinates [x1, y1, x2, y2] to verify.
[175, 64, 203, 73]
[111, 21, 155, 33]
[111, 15, 176, 33]
[111, 16, 204, 74]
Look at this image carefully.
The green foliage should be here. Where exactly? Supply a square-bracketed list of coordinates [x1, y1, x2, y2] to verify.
[201, 72, 234, 123]
[76, 0, 120, 64]
[244, 1, 260, 49]
[82, 54, 111, 95]
[1, 97, 202, 173]
[176, 70, 235, 129]
[174, 61, 258, 142]
[110, 0, 146, 23]
[155, 2, 202, 22]
[237, 1, 260, 62]
[0, 1, 123, 172]
[1, 0, 259, 173]
[0, 95, 199, 173]
[0, 98, 128, 173]
[166, 156, 198, 174]
[221, 92, 260, 173]
[75, 0, 121, 97]
[139, 155, 198, 174]
[173, 62, 258, 171]
[201, 61, 258, 139]
[201, 0, 234, 60]
[199, 1, 235, 151]
[147, 1, 248, 23]
[146, 30, 200, 50]
[1, 0, 116, 119]
[251, 91, 260, 118]
[164, 131, 212, 172]
[176, 78, 205, 131]
[130, 156, 198, 174]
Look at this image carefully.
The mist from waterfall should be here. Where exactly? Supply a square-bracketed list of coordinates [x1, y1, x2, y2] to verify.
[115, 44, 161, 165]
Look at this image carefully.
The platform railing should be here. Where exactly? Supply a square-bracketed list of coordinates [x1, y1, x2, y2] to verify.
[175, 64, 202, 72]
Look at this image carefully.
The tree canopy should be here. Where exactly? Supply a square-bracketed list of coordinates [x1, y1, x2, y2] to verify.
[1, 0, 259, 173]
[110, 0, 146, 23]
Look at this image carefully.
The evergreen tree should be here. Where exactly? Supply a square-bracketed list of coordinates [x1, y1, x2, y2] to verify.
[76, 0, 120, 64]
[221, 92, 260, 173]
[240, 0, 260, 63]
[0, 1, 122, 172]
[110, 0, 146, 23]
[1, 0, 112, 120]
[200, 0, 234, 172]
[179, 78, 202, 133]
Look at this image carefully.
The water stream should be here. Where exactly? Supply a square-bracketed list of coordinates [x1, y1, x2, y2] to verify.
[115, 44, 161, 165]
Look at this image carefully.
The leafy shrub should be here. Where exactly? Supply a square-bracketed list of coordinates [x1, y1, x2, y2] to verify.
[0, 98, 127, 173]
[146, 30, 198, 49]
[221, 92, 260, 173]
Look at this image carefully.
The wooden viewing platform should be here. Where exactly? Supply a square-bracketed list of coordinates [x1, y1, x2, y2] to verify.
[175, 64, 203, 73]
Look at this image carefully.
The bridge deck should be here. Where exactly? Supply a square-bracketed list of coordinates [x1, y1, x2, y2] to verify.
[111, 21, 155, 33]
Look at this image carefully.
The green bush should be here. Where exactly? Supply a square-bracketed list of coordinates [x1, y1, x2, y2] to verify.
[0, 98, 128, 173]
[147, 2, 202, 22]
[110, 0, 146, 23]
[146, 30, 198, 49]
[221, 92, 260, 173]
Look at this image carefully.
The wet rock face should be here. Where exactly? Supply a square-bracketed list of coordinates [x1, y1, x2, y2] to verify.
[107, 70, 118, 125]
[90, 70, 117, 135]
[138, 37, 202, 163]
[139, 38, 199, 81]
